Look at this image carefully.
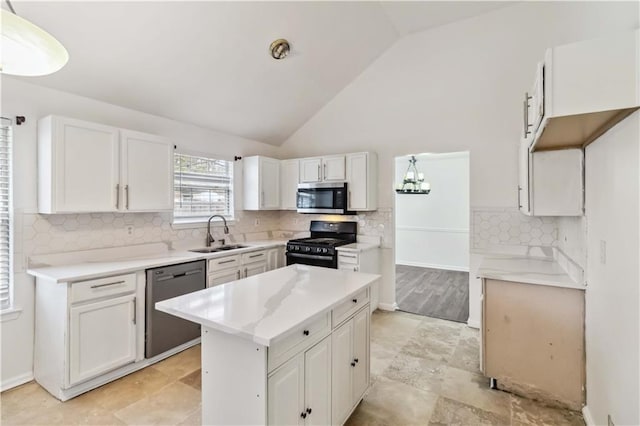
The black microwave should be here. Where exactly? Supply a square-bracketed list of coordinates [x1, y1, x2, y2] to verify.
[297, 182, 352, 214]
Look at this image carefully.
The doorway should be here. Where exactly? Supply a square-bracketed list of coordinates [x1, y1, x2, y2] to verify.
[394, 152, 470, 323]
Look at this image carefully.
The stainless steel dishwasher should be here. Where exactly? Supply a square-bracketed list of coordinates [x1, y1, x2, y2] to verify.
[145, 260, 206, 358]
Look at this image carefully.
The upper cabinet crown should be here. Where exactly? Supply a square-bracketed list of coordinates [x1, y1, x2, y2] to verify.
[38, 115, 173, 214]
[527, 29, 640, 152]
[300, 156, 345, 183]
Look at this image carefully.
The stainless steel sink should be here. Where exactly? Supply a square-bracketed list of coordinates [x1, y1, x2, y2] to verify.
[189, 244, 247, 253]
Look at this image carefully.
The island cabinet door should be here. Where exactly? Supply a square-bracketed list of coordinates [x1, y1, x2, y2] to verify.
[331, 320, 354, 425]
[268, 354, 305, 426]
[304, 337, 331, 426]
[351, 308, 370, 403]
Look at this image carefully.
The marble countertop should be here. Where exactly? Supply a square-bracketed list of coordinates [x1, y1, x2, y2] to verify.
[155, 264, 380, 346]
[27, 240, 287, 283]
[336, 242, 379, 253]
[477, 254, 585, 290]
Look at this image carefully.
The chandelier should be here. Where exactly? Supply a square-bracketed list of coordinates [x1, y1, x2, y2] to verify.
[396, 155, 431, 194]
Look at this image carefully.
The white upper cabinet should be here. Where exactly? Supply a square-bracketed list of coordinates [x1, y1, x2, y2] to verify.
[38, 116, 120, 213]
[243, 156, 280, 210]
[519, 140, 584, 216]
[529, 29, 640, 151]
[346, 152, 378, 211]
[121, 130, 173, 212]
[38, 115, 174, 214]
[299, 156, 345, 183]
[280, 159, 299, 210]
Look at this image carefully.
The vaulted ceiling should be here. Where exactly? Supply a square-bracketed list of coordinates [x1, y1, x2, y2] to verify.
[7, 1, 514, 145]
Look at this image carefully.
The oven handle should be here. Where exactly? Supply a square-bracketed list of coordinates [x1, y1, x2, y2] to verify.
[286, 252, 334, 261]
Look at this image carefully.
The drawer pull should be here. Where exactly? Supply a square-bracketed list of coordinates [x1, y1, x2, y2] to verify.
[340, 254, 357, 258]
[351, 361, 356, 367]
[218, 259, 236, 264]
[249, 253, 263, 258]
[352, 298, 358, 303]
[300, 412, 307, 419]
[306, 408, 312, 415]
[354, 358, 359, 363]
[90, 280, 125, 289]
[303, 329, 309, 336]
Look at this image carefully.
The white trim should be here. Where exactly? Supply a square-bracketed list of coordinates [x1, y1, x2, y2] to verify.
[396, 260, 469, 272]
[395, 226, 469, 234]
[582, 406, 595, 426]
[466, 318, 480, 329]
[396, 151, 469, 161]
[377, 302, 398, 311]
[1, 372, 34, 392]
[0, 307, 22, 322]
[171, 218, 237, 230]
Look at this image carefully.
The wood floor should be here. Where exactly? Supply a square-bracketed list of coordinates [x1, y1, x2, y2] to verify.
[395, 265, 469, 323]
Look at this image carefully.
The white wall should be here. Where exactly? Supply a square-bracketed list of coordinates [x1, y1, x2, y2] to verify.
[0, 77, 280, 389]
[395, 152, 469, 271]
[279, 0, 639, 319]
[583, 112, 639, 426]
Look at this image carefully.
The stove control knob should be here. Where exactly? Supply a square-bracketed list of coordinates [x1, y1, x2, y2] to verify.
[322, 248, 328, 254]
[304, 247, 311, 252]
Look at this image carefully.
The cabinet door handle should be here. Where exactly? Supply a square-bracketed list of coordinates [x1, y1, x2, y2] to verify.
[90, 280, 125, 289]
[303, 329, 309, 336]
[317, 164, 321, 181]
[517, 185, 522, 209]
[354, 358, 359, 363]
[236, 270, 241, 279]
[323, 163, 327, 180]
[261, 190, 264, 207]
[306, 408, 312, 415]
[523, 92, 533, 138]
[352, 298, 358, 303]
[351, 361, 356, 367]
[115, 184, 120, 209]
[300, 412, 307, 419]
[132, 297, 137, 325]
[244, 267, 248, 277]
[125, 184, 130, 209]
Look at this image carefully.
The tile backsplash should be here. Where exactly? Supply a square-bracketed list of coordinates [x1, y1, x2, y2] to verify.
[15, 205, 560, 272]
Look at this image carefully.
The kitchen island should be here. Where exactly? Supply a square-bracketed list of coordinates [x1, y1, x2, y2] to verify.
[156, 264, 380, 425]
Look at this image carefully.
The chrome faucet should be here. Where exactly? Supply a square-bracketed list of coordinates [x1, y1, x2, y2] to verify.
[206, 215, 230, 247]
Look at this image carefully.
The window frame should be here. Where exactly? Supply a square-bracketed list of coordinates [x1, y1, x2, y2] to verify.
[172, 150, 236, 227]
[0, 119, 13, 314]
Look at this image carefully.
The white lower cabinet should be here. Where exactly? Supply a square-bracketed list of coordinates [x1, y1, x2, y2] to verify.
[337, 249, 380, 312]
[69, 294, 137, 385]
[207, 247, 284, 287]
[332, 307, 370, 425]
[244, 261, 268, 277]
[208, 268, 241, 287]
[268, 337, 331, 426]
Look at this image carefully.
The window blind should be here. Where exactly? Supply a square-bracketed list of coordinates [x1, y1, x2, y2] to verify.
[174, 154, 234, 219]
[0, 119, 12, 311]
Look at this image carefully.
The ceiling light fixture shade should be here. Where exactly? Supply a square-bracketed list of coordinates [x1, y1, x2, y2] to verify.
[1, 8, 69, 76]
[396, 155, 431, 194]
[269, 39, 290, 60]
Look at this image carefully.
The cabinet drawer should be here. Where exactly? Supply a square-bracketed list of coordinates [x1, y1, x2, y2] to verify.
[71, 274, 136, 304]
[268, 312, 330, 372]
[242, 250, 266, 264]
[337, 252, 359, 265]
[208, 254, 241, 271]
[332, 288, 369, 327]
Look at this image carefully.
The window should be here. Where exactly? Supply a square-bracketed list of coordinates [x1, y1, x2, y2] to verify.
[0, 119, 12, 311]
[174, 153, 234, 221]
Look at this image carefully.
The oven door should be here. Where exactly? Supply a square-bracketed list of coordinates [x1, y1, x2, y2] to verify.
[297, 182, 347, 214]
[286, 252, 337, 269]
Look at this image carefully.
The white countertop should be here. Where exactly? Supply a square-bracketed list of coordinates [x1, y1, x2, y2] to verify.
[155, 264, 380, 346]
[477, 254, 585, 290]
[27, 240, 286, 283]
[336, 242, 379, 253]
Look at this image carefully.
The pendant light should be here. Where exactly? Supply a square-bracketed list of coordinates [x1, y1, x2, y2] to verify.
[1, 0, 68, 76]
[396, 155, 431, 194]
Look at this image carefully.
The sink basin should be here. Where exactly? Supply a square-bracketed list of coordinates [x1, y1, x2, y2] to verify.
[189, 244, 247, 253]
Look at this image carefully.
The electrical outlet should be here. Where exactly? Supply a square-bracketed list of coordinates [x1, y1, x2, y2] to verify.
[600, 240, 607, 265]
[126, 225, 134, 235]
[608, 414, 614, 426]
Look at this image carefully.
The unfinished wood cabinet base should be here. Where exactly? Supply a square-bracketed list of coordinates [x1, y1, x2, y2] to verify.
[481, 279, 585, 411]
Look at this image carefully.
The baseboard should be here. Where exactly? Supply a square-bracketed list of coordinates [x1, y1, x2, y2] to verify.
[582, 406, 595, 426]
[396, 261, 469, 272]
[1, 372, 34, 392]
[377, 302, 398, 311]
[466, 318, 480, 329]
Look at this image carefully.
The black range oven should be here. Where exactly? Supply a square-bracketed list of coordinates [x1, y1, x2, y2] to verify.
[286, 221, 357, 269]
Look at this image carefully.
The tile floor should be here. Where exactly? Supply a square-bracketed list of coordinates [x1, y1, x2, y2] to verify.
[1, 310, 584, 425]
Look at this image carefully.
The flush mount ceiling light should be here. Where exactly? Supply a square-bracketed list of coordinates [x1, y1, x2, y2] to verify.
[269, 39, 290, 60]
[396, 155, 431, 195]
[1, 0, 69, 76]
